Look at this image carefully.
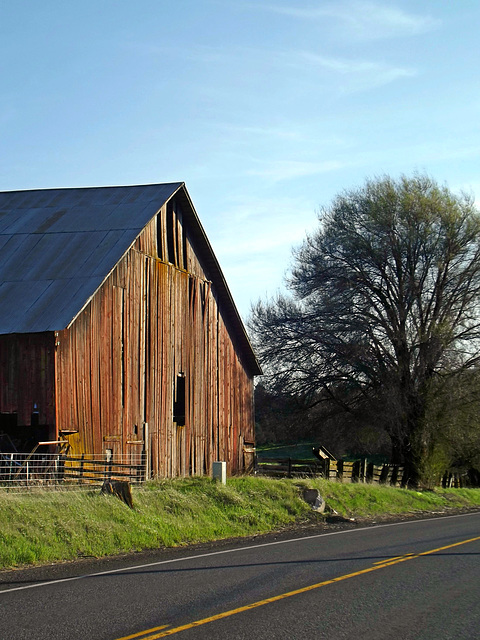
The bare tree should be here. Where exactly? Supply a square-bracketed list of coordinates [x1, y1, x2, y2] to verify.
[250, 175, 480, 485]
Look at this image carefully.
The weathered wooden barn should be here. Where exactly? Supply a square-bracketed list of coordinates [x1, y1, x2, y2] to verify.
[0, 183, 261, 477]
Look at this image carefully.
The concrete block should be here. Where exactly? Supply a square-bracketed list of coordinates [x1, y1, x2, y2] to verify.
[213, 461, 227, 484]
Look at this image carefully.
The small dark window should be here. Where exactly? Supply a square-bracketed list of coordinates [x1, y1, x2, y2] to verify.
[176, 202, 187, 270]
[173, 372, 186, 426]
[181, 218, 187, 270]
[156, 212, 164, 261]
[166, 201, 176, 265]
[31, 403, 39, 427]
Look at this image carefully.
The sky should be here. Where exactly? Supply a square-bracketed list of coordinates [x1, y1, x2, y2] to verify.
[1, 1, 480, 320]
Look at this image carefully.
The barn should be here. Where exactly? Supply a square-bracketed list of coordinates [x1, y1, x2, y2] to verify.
[0, 183, 261, 478]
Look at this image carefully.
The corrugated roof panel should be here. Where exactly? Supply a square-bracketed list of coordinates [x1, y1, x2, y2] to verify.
[121, 185, 165, 204]
[0, 182, 261, 374]
[32, 208, 70, 234]
[0, 209, 25, 233]
[0, 234, 26, 263]
[100, 202, 159, 230]
[101, 186, 136, 205]
[23, 190, 59, 207]
[0, 234, 43, 279]
[0, 191, 31, 209]
[0, 183, 182, 211]
[1, 208, 47, 234]
[45, 205, 119, 232]
[23, 277, 104, 332]
[0, 183, 182, 334]
[0, 280, 54, 334]
[49, 189, 99, 208]
[0, 234, 12, 253]
[35, 232, 110, 280]
[17, 234, 74, 281]
[87, 230, 135, 277]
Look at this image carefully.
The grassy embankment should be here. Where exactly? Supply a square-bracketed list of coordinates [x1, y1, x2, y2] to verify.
[1, 476, 480, 570]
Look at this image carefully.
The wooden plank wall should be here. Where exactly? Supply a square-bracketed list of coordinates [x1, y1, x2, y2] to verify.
[55, 198, 255, 477]
[0, 332, 56, 428]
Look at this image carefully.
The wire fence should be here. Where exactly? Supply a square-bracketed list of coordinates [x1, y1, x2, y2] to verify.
[0, 452, 146, 490]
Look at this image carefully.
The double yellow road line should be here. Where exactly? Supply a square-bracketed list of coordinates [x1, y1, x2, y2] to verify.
[116, 534, 480, 640]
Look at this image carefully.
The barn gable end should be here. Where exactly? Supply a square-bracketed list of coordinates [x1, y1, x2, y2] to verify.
[0, 183, 260, 477]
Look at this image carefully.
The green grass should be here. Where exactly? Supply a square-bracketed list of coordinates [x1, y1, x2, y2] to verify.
[0, 477, 479, 569]
[309, 479, 480, 516]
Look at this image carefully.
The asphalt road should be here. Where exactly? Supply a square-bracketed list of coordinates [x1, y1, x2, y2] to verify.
[0, 512, 479, 640]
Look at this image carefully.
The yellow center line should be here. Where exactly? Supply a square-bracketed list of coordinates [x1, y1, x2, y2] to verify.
[115, 625, 170, 640]
[115, 535, 480, 640]
[373, 552, 415, 565]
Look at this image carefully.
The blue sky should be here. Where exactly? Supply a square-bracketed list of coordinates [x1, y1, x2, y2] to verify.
[1, 1, 479, 319]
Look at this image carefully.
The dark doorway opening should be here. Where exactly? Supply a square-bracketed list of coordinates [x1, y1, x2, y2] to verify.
[0, 413, 50, 452]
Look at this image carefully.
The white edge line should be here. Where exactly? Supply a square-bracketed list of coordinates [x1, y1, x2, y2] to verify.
[1, 511, 478, 595]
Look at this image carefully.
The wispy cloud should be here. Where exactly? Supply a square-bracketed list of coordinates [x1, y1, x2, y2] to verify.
[196, 44, 417, 95]
[247, 159, 345, 182]
[296, 52, 407, 75]
[126, 35, 416, 101]
[213, 122, 350, 152]
[211, 194, 319, 313]
[289, 50, 416, 90]
[213, 195, 317, 255]
[255, 1, 440, 40]
[217, 123, 303, 142]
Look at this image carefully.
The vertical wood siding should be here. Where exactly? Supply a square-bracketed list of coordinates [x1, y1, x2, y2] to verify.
[55, 198, 255, 477]
[0, 332, 56, 428]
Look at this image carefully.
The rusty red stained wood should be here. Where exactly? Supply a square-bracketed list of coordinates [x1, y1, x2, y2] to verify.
[1, 192, 256, 478]
[0, 332, 56, 431]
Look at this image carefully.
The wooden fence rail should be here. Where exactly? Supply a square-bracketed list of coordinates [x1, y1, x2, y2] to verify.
[255, 457, 325, 478]
[63, 454, 146, 484]
[255, 457, 473, 488]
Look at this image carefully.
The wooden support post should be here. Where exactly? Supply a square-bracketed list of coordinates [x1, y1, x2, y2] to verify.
[143, 422, 150, 480]
[105, 452, 113, 482]
[79, 453, 85, 484]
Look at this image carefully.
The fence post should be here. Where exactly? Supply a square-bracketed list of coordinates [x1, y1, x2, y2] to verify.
[143, 422, 150, 480]
[106, 457, 113, 481]
[56, 454, 66, 484]
[79, 453, 85, 484]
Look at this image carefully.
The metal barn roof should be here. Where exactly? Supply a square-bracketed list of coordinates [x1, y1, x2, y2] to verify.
[0, 183, 182, 334]
[0, 182, 261, 375]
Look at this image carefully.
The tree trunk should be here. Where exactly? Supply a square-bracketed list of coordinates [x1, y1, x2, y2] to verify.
[390, 434, 405, 465]
[395, 384, 431, 487]
[404, 407, 430, 487]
